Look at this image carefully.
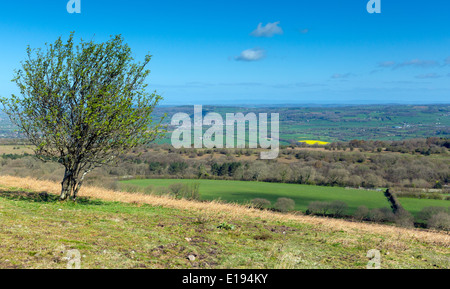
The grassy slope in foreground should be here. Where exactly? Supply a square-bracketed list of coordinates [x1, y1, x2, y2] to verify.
[122, 179, 449, 216]
[0, 176, 449, 269]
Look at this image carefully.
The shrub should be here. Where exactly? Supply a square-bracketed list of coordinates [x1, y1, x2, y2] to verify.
[143, 185, 154, 194]
[328, 201, 348, 217]
[168, 183, 185, 196]
[120, 183, 141, 194]
[307, 200, 348, 217]
[274, 198, 295, 212]
[307, 201, 330, 216]
[217, 222, 235, 230]
[417, 206, 449, 222]
[102, 180, 119, 191]
[168, 182, 200, 200]
[154, 186, 171, 196]
[368, 208, 395, 222]
[394, 209, 414, 228]
[185, 183, 200, 200]
[148, 162, 166, 174]
[168, 162, 188, 175]
[427, 212, 450, 231]
[251, 198, 271, 210]
[354, 206, 369, 221]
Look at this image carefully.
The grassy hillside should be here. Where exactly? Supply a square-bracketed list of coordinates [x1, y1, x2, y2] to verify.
[0, 176, 449, 269]
[121, 179, 449, 217]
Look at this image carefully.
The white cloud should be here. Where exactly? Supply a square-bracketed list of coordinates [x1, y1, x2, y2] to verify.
[235, 48, 266, 62]
[251, 22, 283, 37]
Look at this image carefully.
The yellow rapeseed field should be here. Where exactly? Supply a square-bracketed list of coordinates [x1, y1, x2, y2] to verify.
[298, 140, 330, 145]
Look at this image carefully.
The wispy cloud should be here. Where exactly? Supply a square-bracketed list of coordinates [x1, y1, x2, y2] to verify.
[235, 48, 266, 62]
[395, 59, 439, 69]
[331, 73, 354, 79]
[378, 59, 440, 70]
[218, 82, 263, 87]
[299, 28, 309, 34]
[415, 73, 442, 79]
[445, 56, 450, 66]
[251, 22, 283, 37]
[378, 61, 396, 68]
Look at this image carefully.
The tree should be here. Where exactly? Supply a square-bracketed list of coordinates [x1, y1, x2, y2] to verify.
[0, 33, 165, 200]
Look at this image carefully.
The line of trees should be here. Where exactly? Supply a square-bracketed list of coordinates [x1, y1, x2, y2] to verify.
[322, 137, 449, 155]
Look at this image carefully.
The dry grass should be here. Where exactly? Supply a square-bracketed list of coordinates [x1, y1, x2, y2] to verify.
[0, 145, 34, 155]
[0, 175, 448, 248]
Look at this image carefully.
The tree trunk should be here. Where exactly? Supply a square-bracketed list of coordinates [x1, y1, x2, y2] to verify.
[60, 169, 76, 201]
[60, 167, 91, 201]
[72, 170, 90, 200]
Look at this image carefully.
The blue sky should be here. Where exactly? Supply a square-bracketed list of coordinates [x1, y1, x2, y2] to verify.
[0, 0, 449, 105]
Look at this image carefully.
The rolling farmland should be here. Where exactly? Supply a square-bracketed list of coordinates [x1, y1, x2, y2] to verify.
[121, 179, 449, 217]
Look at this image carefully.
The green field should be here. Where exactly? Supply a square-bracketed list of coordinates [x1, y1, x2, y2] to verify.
[121, 179, 449, 217]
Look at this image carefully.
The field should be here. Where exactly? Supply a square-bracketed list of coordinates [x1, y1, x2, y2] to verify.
[121, 179, 450, 217]
[298, 140, 330, 145]
[0, 145, 34, 155]
[0, 176, 449, 269]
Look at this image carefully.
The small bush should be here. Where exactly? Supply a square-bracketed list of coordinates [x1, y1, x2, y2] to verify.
[307, 201, 330, 216]
[354, 206, 369, 221]
[120, 183, 141, 194]
[427, 212, 450, 231]
[154, 186, 171, 196]
[418, 206, 449, 222]
[101, 180, 119, 191]
[143, 185, 154, 194]
[217, 222, 235, 230]
[168, 182, 200, 200]
[168, 183, 184, 196]
[394, 209, 414, 228]
[251, 198, 271, 210]
[368, 208, 395, 222]
[328, 201, 348, 217]
[275, 198, 295, 212]
[307, 201, 348, 217]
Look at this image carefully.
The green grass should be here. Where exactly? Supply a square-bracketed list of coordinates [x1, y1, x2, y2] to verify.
[0, 189, 448, 269]
[397, 198, 450, 217]
[121, 179, 449, 217]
